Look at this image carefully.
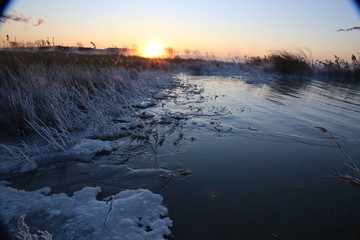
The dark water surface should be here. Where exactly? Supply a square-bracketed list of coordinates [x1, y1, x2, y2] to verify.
[147, 75, 360, 240]
[4, 74, 360, 239]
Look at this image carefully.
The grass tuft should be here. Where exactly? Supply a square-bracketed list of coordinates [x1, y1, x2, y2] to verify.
[0, 51, 173, 137]
[317, 54, 360, 80]
[315, 126, 360, 187]
[266, 50, 313, 76]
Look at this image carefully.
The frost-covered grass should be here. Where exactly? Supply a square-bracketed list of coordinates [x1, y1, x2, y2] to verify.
[0, 184, 172, 240]
[0, 50, 184, 173]
[0, 51, 240, 137]
[1, 50, 357, 169]
[0, 52, 219, 174]
[13, 215, 53, 240]
[0, 51, 175, 136]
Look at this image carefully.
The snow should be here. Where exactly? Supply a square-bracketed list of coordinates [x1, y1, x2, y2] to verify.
[0, 184, 172, 240]
[0, 158, 37, 174]
[132, 99, 157, 109]
[70, 139, 119, 155]
[0, 139, 119, 174]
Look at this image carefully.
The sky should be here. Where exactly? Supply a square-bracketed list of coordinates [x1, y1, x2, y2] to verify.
[0, 0, 359, 60]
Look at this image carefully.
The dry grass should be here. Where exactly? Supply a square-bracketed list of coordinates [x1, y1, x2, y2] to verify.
[317, 54, 360, 80]
[315, 126, 360, 187]
[242, 50, 313, 77]
[266, 50, 313, 76]
[243, 50, 360, 81]
[0, 50, 174, 137]
[14, 215, 53, 240]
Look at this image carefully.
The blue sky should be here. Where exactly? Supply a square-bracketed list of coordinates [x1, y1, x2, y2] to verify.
[1, 0, 359, 59]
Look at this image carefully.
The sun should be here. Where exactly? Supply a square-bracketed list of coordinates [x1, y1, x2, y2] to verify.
[144, 42, 164, 58]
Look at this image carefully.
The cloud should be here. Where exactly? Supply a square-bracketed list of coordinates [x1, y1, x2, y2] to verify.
[0, 11, 45, 27]
[0, 12, 30, 23]
[33, 18, 45, 26]
[337, 26, 360, 32]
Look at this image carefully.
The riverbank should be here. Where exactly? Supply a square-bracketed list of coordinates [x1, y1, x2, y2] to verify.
[1, 50, 359, 239]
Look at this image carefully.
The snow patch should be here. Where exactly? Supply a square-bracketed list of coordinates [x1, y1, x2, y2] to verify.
[70, 139, 118, 155]
[0, 185, 172, 240]
[0, 159, 37, 174]
[132, 100, 157, 109]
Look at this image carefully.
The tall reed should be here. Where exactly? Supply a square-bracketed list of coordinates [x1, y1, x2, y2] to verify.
[266, 50, 313, 76]
[0, 51, 173, 137]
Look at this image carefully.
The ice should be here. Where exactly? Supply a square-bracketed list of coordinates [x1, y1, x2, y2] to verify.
[0, 158, 37, 174]
[1, 139, 120, 174]
[70, 139, 119, 155]
[6, 163, 174, 196]
[0, 185, 172, 240]
[132, 99, 157, 109]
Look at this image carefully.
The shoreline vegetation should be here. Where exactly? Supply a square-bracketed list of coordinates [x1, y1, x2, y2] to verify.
[0, 48, 359, 161]
[0, 48, 359, 239]
[0, 48, 359, 162]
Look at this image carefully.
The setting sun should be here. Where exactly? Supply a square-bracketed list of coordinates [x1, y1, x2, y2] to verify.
[143, 42, 164, 58]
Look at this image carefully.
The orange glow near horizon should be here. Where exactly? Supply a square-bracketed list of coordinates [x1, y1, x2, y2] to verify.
[0, 1, 358, 61]
[143, 42, 164, 58]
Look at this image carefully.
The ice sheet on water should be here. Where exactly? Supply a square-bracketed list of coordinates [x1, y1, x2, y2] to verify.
[0, 139, 118, 174]
[6, 163, 174, 196]
[132, 99, 157, 109]
[0, 158, 37, 174]
[0, 185, 172, 240]
[70, 139, 119, 155]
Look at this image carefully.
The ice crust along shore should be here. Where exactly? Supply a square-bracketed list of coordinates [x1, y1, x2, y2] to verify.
[70, 139, 119, 155]
[0, 71, 264, 239]
[0, 73, 195, 239]
[0, 185, 172, 240]
[0, 139, 119, 174]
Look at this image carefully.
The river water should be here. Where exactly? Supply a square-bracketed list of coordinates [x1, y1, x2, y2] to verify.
[148, 74, 360, 239]
[3, 73, 360, 239]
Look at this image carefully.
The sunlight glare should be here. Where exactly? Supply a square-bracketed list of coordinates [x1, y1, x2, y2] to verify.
[144, 42, 164, 58]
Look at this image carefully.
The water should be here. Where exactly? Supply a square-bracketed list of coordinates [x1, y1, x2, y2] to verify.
[144, 74, 360, 239]
[3, 73, 360, 239]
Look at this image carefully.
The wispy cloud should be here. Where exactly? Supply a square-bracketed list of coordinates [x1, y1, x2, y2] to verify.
[0, 12, 30, 23]
[337, 26, 360, 32]
[0, 11, 45, 27]
[33, 18, 45, 26]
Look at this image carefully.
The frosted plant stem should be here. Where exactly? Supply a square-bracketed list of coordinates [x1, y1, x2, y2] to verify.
[315, 126, 360, 175]
[104, 195, 114, 225]
[327, 131, 360, 174]
[0, 144, 32, 163]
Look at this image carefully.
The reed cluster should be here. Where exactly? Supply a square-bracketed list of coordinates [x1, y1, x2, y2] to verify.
[0, 51, 172, 136]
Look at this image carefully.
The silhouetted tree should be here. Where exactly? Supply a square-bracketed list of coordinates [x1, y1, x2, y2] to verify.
[164, 47, 175, 57]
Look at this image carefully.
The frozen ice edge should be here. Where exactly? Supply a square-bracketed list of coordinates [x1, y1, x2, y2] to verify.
[0, 139, 119, 174]
[0, 184, 172, 240]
